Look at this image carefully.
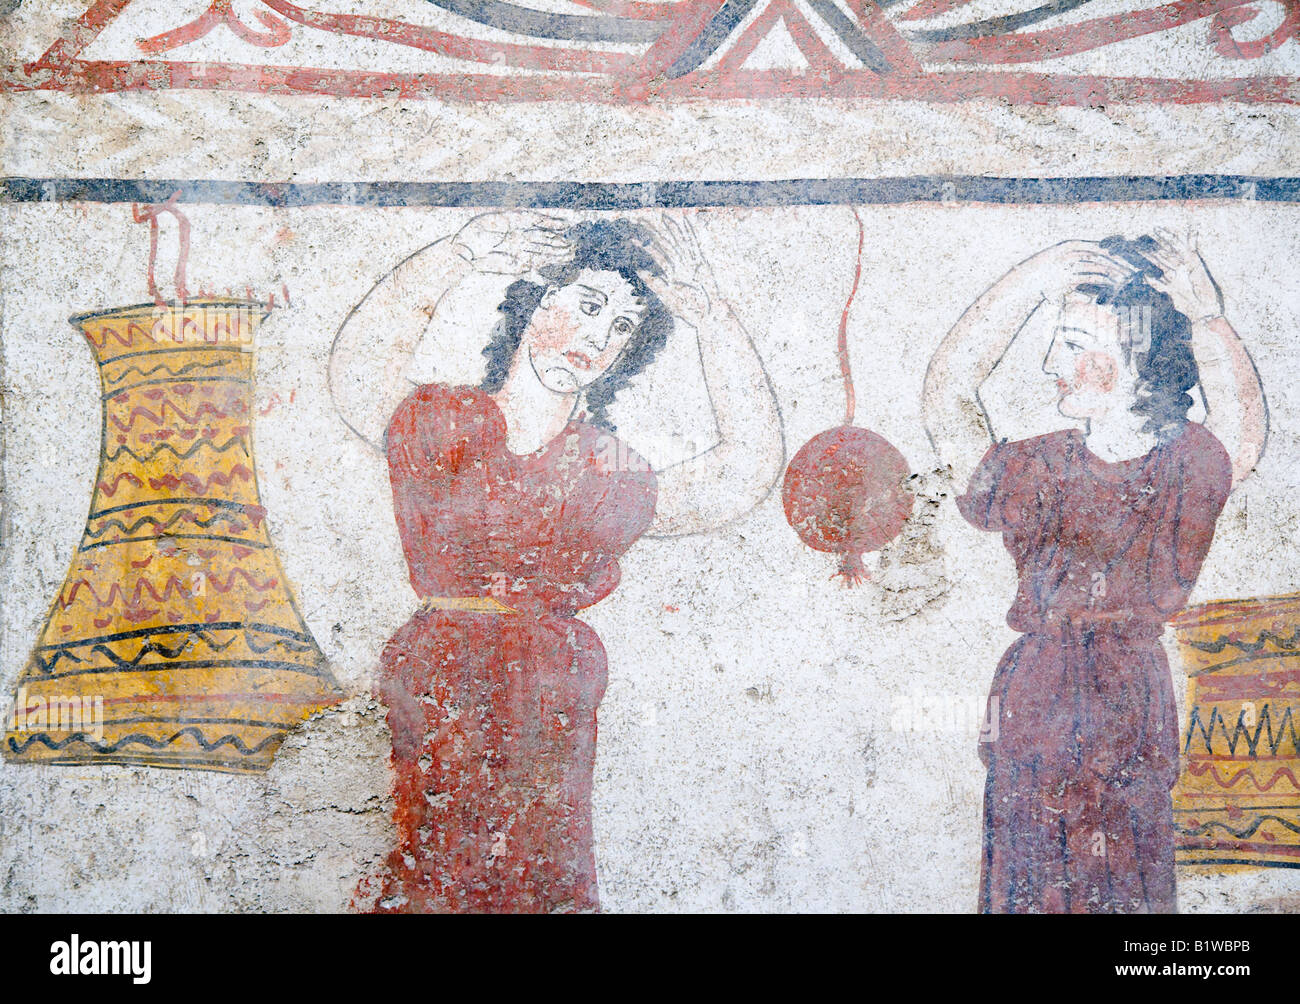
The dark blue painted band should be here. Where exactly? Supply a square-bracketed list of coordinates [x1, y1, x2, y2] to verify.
[903, 0, 1100, 44]
[664, 0, 758, 79]
[423, 0, 665, 43]
[2, 175, 1297, 207]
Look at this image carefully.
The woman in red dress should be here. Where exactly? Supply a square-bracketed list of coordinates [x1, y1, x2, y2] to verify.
[330, 213, 783, 912]
[923, 231, 1267, 913]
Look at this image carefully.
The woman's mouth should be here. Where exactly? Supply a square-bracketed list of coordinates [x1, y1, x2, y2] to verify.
[564, 350, 593, 370]
[1055, 378, 1071, 398]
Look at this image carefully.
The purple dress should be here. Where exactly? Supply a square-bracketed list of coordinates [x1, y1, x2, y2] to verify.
[957, 422, 1231, 913]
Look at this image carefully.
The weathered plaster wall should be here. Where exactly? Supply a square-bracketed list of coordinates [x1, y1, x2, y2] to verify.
[3, 200, 1298, 910]
[3, 1, 1300, 913]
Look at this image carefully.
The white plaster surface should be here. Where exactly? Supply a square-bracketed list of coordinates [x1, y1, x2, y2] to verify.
[2, 198, 1298, 911]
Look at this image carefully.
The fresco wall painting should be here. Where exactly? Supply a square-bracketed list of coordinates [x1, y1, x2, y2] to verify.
[2, 0, 1300, 914]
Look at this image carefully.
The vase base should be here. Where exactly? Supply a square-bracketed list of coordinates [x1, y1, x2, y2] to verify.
[4, 691, 342, 774]
[3, 751, 291, 775]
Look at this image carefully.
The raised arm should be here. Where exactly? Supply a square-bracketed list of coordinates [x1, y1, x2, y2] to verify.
[328, 239, 471, 447]
[1145, 229, 1267, 488]
[922, 241, 1136, 489]
[328, 212, 573, 448]
[639, 217, 785, 537]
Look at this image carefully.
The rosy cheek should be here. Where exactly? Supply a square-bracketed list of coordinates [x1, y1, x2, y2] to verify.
[1074, 351, 1117, 394]
[528, 306, 577, 353]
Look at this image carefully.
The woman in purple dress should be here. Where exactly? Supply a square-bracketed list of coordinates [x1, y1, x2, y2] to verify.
[924, 231, 1267, 913]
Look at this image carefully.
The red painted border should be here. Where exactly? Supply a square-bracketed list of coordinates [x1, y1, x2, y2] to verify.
[26, 0, 135, 71]
[4, 59, 1295, 104]
[4, 0, 1298, 104]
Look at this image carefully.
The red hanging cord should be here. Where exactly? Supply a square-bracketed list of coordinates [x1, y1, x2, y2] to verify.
[131, 191, 191, 306]
[838, 207, 865, 426]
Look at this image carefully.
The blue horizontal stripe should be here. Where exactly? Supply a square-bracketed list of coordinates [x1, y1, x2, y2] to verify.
[3, 175, 1298, 207]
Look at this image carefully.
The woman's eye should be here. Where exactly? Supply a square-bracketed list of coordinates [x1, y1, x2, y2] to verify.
[580, 300, 601, 316]
[613, 318, 633, 335]
[1066, 341, 1084, 352]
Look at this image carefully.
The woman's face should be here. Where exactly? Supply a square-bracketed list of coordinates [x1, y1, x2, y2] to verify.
[1042, 292, 1141, 422]
[522, 269, 646, 394]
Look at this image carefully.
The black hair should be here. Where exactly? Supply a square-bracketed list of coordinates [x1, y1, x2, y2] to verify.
[480, 218, 673, 431]
[1073, 234, 1204, 442]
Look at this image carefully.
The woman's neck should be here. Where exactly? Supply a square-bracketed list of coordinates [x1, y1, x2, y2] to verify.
[1083, 408, 1159, 463]
[491, 349, 578, 455]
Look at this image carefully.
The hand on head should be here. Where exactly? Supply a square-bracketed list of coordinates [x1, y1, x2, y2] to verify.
[453, 212, 575, 277]
[1028, 239, 1138, 304]
[1143, 227, 1224, 323]
[641, 213, 720, 322]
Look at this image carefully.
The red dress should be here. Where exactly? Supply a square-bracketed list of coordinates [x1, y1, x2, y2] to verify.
[357, 384, 657, 913]
[957, 423, 1231, 913]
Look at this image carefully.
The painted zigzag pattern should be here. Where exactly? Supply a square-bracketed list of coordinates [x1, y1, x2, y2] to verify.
[8, 726, 282, 757]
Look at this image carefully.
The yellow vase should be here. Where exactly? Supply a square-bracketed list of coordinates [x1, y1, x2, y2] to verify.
[1170, 593, 1300, 870]
[4, 299, 341, 773]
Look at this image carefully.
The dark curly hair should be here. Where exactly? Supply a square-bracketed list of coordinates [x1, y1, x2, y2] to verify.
[1073, 234, 1205, 442]
[480, 219, 673, 431]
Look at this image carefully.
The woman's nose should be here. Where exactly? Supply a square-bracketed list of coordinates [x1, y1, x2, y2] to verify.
[1042, 339, 1063, 376]
[585, 322, 609, 352]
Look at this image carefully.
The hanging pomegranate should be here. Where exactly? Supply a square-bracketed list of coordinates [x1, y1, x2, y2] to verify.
[782, 209, 914, 585]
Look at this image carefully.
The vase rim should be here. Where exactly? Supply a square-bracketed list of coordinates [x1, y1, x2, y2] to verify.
[69, 298, 271, 327]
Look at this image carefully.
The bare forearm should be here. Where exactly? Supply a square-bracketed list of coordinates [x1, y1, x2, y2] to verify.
[329, 241, 472, 446]
[649, 306, 784, 536]
[923, 384, 993, 483]
[1192, 315, 1266, 485]
[697, 306, 781, 454]
[923, 276, 1042, 483]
